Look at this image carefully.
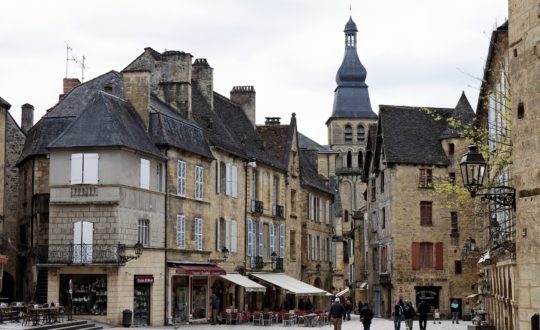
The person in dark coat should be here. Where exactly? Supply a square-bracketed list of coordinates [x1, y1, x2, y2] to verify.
[393, 298, 404, 330]
[359, 303, 374, 330]
[329, 298, 345, 330]
[451, 300, 460, 324]
[403, 301, 416, 330]
[210, 293, 220, 325]
[417, 300, 430, 330]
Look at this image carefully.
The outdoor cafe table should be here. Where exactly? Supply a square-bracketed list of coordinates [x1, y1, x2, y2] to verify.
[9, 305, 26, 322]
[27, 306, 59, 325]
[300, 313, 318, 327]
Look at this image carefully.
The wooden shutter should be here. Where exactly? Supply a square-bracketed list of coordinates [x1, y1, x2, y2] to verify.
[70, 154, 83, 184]
[216, 160, 221, 194]
[140, 159, 150, 189]
[84, 153, 99, 184]
[231, 220, 237, 252]
[279, 224, 285, 258]
[232, 165, 238, 198]
[225, 163, 232, 196]
[225, 220, 230, 250]
[73, 221, 82, 263]
[435, 242, 444, 270]
[412, 242, 420, 270]
[177, 161, 186, 196]
[258, 221, 264, 257]
[177, 215, 185, 249]
[247, 219, 252, 257]
[325, 200, 330, 224]
[269, 223, 275, 255]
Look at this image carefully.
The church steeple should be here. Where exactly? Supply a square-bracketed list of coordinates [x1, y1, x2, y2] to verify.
[329, 16, 377, 121]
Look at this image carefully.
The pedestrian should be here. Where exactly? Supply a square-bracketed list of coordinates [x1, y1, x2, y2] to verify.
[210, 293, 220, 325]
[451, 300, 460, 324]
[344, 298, 352, 320]
[433, 308, 441, 324]
[417, 300, 430, 330]
[358, 301, 364, 314]
[329, 298, 345, 330]
[359, 303, 374, 330]
[393, 298, 404, 330]
[403, 301, 416, 330]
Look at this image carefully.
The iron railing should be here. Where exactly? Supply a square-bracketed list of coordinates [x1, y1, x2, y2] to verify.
[36, 244, 126, 265]
[273, 257, 284, 271]
[251, 200, 263, 215]
[251, 256, 264, 269]
[272, 204, 284, 219]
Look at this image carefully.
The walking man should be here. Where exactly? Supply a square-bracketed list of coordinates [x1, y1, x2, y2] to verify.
[359, 303, 374, 330]
[417, 300, 430, 330]
[330, 298, 345, 330]
[451, 300, 460, 324]
[403, 301, 416, 330]
[393, 298, 404, 330]
[210, 293, 220, 325]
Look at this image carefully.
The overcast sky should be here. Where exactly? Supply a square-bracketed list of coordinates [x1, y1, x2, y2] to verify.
[1, 0, 507, 144]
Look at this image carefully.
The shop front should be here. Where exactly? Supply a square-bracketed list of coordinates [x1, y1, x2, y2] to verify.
[59, 274, 107, 315]
[168, 262, 225, 324]
[415, 286, 441, 310]
[134, 275, 153, 327]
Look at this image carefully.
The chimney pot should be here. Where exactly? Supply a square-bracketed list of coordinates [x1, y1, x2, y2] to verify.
[265, 117, 281, 125]
[21, 103, 34, 134]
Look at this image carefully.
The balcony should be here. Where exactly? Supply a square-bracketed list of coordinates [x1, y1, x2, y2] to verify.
[272, 204, 285, 219]
[379, 273, 391, 285]
[251, 200, 263, 215]
[273, 257, 284, 271]
[36, 244, 126, 265]
[251, 256, 264, 269]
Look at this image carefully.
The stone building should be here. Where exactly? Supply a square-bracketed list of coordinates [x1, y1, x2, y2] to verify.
[325, 16, 378, 303]
[363, 94, 479, 318]
[507, 0, 540, 329]
[0, 97, 26, 302]
[474, 21, 518, 330]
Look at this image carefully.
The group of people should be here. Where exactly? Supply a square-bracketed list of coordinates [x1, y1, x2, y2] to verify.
[392, 298, 430, 330]
[329, 298, 374, 330]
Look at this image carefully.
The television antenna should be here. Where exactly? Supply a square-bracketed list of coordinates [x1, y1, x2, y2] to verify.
[64, 41, 88, 82]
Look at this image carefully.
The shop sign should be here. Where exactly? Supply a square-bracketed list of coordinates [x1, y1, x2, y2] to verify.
[135, 275, 154, 284]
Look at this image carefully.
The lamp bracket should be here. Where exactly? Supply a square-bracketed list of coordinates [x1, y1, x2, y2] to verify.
[476, 186, 516, 209]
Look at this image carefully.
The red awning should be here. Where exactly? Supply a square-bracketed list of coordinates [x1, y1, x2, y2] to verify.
[174, 264, 226, 276]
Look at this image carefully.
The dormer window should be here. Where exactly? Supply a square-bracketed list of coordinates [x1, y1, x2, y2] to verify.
[344, 125, 352, 144]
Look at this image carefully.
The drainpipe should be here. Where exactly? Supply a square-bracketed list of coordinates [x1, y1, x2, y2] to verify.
[164, 148, 170, 325]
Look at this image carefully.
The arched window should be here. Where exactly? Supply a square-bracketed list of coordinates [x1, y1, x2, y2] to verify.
[357, 125, 365, 144]
[358, 151, 363, 168]
[346, 151, 352, 168]
[344, 125, 352, 144]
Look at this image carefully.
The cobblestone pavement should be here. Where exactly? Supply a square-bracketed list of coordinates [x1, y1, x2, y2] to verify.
[102, 314, 472, 330]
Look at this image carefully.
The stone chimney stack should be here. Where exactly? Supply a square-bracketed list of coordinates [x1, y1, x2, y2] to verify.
[264, 117, 281, 125]
[60, 78, 81, 100]
[230, 86, 256, 126]
[192, 58, 214, 110]
[159, 51, 193, 118]
[21, 103, 34, 134]
[123, 70, 151, 129]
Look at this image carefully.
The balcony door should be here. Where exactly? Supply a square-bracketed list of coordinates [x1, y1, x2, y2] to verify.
[73, 221, 93, 263]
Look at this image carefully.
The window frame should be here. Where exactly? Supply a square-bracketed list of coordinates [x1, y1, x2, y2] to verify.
[195, 165, 204, 200]
[138, 219, 150, 247]
[420, 201, 433, 226]
[177, 160, 186, 197]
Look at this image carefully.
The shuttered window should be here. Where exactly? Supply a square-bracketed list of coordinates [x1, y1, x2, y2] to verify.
[231, 165, 238, 198]
[138, 219, 150, 247]
[73, 220, 93, 263]
[435, 242, 444, 270]
[325, 200, 330, 224]
[195, 166, 204, 200]
[279, 224, 285, 258]
[231, 220, 237, 252]
[70, 153, 99, 184]
[420, 201, 433, 226]
[318, 198, 323, 223]
[259, 221, 264, 257]
[177, 160, 186, 196]
[140, 159, 150, 189]
[269, 223, 276, 255]
[380, 245, 388, 273]
[225, 220, 230, 250]
[226, 163, 232, 195]
[194, 218, 203, 251]
[216, 160, 221, 194]
[419, 169, 433, 188]
[176, 215, 185, 249]
[247, 219, 253, 257]
[412, 242, 443, 270]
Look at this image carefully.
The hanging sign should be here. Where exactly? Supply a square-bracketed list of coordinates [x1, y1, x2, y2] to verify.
[135, 275, 154, 284]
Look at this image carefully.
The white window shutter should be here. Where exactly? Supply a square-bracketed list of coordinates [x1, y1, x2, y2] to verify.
[259, 221, 264, 257]
[83, 154, 99, 184]
[177, 215, 185, 249]
[70, 154, 83, 184]
[269, 223, 275, 255]
[177, 161, 186, 196]
[318, 198, 323, 223]
[216, 218, 221, 251]
[225, 220, 231, 250]
[247, 219, 252, 257]
[279, 224, 285, 258]
[216, 161, 221, 194]
[226, 163, 232, 196]
[140, 159, 150, 189]
[326, 200, 330, 224]
[231, 220, 237, 253]
[231, 165, 238, 198]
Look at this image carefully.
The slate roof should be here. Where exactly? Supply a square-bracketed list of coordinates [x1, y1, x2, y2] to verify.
[344, 17, 358, 32]
[0, 96, 11, 110]
[17, 71, 123, 165]
[299, 149, 333, 195]
[362, 123, 378, 179]
[149, 96, 214, 159]
[439, 92, 475, 140]
[378, 105, 454, 166]
[48, 92, 163, 159]
[257, 124, 291, 169]
[297, 132, 336, 153]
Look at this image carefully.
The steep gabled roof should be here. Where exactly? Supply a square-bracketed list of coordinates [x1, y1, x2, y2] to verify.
[257, 124, 290, 169]
[379, 105, 452, 166]
[149, 96, 214, 159]
[48, 92, 163, 159]
[439, 92, 475, 140]
[299, 149, 333, 195]
[297, 132, 336, 153]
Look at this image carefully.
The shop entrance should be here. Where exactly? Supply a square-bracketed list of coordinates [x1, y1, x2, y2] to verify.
[59, 274, 107, 315]
[191, 277, 208, 320]
[134, 276, 153, 326]
[172, 276, 189, 323]
[415, 286, 441, 311]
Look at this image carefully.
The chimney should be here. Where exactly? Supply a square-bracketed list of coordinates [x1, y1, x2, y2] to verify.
[21, 103, 34, 134]
[192, 58, 214, 110]
[230, 86, 256, 126]
[159, 51, 193, 118]
[60, 78, 81, 100]
[123, 70, 151, 129]
[264, 117, 281, 125]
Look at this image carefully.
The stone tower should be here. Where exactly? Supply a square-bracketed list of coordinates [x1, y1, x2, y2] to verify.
[326, 16, 377, 299]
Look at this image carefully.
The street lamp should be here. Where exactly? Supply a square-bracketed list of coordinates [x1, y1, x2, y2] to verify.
[459, 145, 515, 209]
[221, 246, 230, 261]
[119, 241, 144, 263]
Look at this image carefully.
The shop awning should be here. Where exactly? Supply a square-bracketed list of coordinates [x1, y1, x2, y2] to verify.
[336, 287, 350, 297]
[466, 293, 479, 299]
[478, 251, 490, 264]
[220, 274, 266, 292]
[250, 273, 329, 296]
[358, 282, 367, 289]
[169, 262, 226, 276]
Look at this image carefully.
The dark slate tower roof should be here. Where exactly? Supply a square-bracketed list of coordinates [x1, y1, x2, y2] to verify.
[329, 17, 377, 121]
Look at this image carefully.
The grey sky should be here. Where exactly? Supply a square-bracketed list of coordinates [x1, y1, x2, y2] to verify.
[0, 0, 507, 144]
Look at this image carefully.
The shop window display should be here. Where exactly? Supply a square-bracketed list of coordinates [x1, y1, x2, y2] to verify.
[60, 274, 107, 315]
[172, 276, 189, 323]
[192, 278, 208, 320]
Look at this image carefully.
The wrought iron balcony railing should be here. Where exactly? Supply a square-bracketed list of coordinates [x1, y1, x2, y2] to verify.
[272, 204, 284, 219]
[251, 200, 263, 215]
[36, 244, 125, 265]
[251, 256, 264, 269]
[273, 257, 284, 271]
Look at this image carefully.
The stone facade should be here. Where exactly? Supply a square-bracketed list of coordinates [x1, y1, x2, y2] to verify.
[508, 1, 540, 329]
